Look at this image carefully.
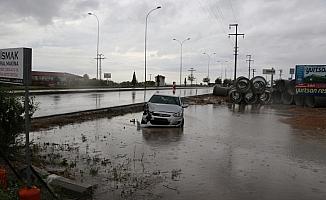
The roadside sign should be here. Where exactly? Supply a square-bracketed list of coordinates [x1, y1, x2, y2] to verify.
[0, 47, 33, 187]
[104, 73, 111, 79]
[262, 68, 275, 75]
[0, 48, 32, 85]
[295, 65, 326, 96]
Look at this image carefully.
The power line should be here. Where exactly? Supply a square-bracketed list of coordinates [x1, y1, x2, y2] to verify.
[228, 0, 238, 23]
[196, 0, 235, 46]
[229, 24, 244, 81]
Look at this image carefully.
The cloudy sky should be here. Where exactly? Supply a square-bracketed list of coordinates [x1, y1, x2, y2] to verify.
[1, 0, 326, 84]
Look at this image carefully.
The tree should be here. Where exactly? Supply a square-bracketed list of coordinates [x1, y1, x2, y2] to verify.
[83, 74, 89, 79]
[223, 78, 233, 87]
[215, 77, 222, 84]
[0, 88, 37, 154]
[131, 71, 137, 87]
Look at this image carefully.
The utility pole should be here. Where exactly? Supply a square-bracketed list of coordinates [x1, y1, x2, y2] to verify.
[229, 24, 244, 81]
[95, 54, 106, 80]
[252, 68, 256, 77]
[246, 55, 254, 79]
[149, 73, 153, 81]
[188, 68, 196, 86]
[279, 69, 283, 79]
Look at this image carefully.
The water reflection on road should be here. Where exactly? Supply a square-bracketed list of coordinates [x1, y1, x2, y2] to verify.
[34, 87, 210, 117]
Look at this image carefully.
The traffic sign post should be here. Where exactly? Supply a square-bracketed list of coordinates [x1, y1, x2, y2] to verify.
[263, 68, 275, 87]
[104, 72, 111, 85]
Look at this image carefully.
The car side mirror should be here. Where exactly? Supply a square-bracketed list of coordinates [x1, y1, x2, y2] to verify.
[182, 104, 189, 108]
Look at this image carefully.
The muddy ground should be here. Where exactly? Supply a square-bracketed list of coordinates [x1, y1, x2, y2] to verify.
[25, 95, 326, 200]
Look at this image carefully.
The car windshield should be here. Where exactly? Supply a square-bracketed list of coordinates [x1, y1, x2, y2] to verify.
[149, 95, 181, 106]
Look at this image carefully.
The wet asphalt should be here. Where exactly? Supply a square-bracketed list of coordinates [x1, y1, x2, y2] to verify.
[31, 104, 326, 200]
[33, 87, 211, 117]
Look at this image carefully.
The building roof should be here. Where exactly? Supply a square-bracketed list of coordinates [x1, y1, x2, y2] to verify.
[32, 71, 82, 78]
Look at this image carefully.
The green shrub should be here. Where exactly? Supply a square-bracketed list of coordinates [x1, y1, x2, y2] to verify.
[0, 87, 37, 154]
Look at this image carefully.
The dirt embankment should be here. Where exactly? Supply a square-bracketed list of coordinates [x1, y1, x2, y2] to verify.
[31, 103, 144, 131]
[183, 94, 228, 105]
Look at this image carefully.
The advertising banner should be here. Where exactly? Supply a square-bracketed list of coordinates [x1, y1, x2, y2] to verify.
[0, 47, 32, 85]
[104, 73, 111, 79]
[295, 65, 326, 96]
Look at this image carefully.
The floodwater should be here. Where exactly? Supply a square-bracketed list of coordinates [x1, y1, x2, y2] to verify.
[31, 104, 326, 200]
[33, 88, 211, 117]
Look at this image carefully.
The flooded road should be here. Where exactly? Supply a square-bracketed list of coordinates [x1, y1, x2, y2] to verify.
[33, 87, 211, 117]
[31, 104, 326, 200]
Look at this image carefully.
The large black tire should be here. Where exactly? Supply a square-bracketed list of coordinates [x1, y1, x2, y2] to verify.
[294, 95, 305, 106]
[228, 88, 242, 104]
[180, 119, 184, 128]
[213, 85, 229, 96]
[235, 76, 251, 93]
[286, 80, 296, 95]
[304, 96, 326, 108]
[251, 76, 267, 94]
[281, 92, 294, 105]
[244, 91, 258, 105]
[274, 80, 287, 92]
[259, 90, 272, 104]
[272, 91, 282, 104]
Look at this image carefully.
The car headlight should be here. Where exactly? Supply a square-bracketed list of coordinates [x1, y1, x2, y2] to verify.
[173, 112, 182, 117]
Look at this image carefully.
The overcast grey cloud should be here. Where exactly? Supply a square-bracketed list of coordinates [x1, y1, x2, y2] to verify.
[0, 0, 325, 83]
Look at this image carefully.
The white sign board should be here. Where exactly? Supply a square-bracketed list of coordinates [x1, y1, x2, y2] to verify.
[262, 68, 275, 75]
[0, 48, 32, 85]
[104, 73, 111, 79]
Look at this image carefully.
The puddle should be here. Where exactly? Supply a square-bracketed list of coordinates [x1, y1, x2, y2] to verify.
[31, 104, 326, 200]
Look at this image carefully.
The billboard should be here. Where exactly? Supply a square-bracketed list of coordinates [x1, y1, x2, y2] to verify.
[263, 68, 275, 75]
[0, 48, 32, 85]
[295, 65, 326, 96]
[104, 73, 111, 79]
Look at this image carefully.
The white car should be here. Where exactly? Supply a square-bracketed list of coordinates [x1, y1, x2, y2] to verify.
[141, 94, 188, 128]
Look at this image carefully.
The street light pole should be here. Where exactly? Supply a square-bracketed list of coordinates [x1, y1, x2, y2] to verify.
[173, 37, 190, 86]
[88, 12, 100, 80]
[203, 52, 216, 85]
[144, 6, 161, 89]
